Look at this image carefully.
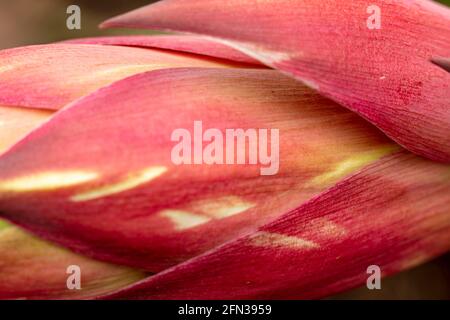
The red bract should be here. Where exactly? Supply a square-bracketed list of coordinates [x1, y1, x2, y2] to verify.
[102, 0, 450, 162]
[0, 0, 449, 300]
[102, 152, 450, 299]
[0, 68, 397, 272]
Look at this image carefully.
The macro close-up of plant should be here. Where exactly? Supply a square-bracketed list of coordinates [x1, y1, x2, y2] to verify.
[0, 0, 449, 301]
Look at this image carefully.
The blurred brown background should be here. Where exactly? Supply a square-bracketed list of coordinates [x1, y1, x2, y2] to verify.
[0, 0, 449, 299]
[0, 0, 159, 49]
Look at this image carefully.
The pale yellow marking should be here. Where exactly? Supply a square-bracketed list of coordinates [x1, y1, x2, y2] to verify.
[193, 196, 255, 219]
[309, 145, 398, 186]
[92, 64, 171, 77]
[71, 166, 167, 202]
[219, 37, 321, 90]
[208, 37, 321, 91]
[307, 218, 347, 238]
[300, 79, 320, 91]
[249, 231, 319, 250]
[0, 219, 10, 232]
[0, 65, 15, 74]
[160, 196, 255, 231]
[67, 65, 170, 86]
[160, 210, 211, 231]
[214, 37, 293, 64]
[85, 58, 226, 81]
[0, 171, 98, 192]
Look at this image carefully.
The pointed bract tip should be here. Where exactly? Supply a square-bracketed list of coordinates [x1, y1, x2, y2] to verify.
[431, 57, 450, 73]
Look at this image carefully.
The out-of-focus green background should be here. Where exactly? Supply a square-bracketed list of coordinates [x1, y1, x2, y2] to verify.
[0, 0, 449, 300]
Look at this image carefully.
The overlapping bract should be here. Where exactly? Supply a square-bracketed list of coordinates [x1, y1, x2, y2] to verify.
[0, 68, 397, 271]
[104, 152, 450, 299]
[0, 0, 449, 300]
[102, 0, 450, 162]
[0, 105, 145, 300]
[63, 35, 262, 65]
[0, 43, 255, 110]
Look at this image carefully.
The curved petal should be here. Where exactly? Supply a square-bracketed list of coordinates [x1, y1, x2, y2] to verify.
[63, 35, 262, 66]
[0, 220, 146, 300]
[0, 44, 250, 110]
[0, 68, 397, 272]
[102, 152, 450, 300]
[102, 0, 450, 162]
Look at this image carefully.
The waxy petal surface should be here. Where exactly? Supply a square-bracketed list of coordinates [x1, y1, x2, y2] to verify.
[103, 152, 450, 299]
[0, 44, 247, 110]
[0, 68, 397, 271]
[102, 0, 450, 162]
[0, 221, 145, 300]
[64, 35, 262, 65]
